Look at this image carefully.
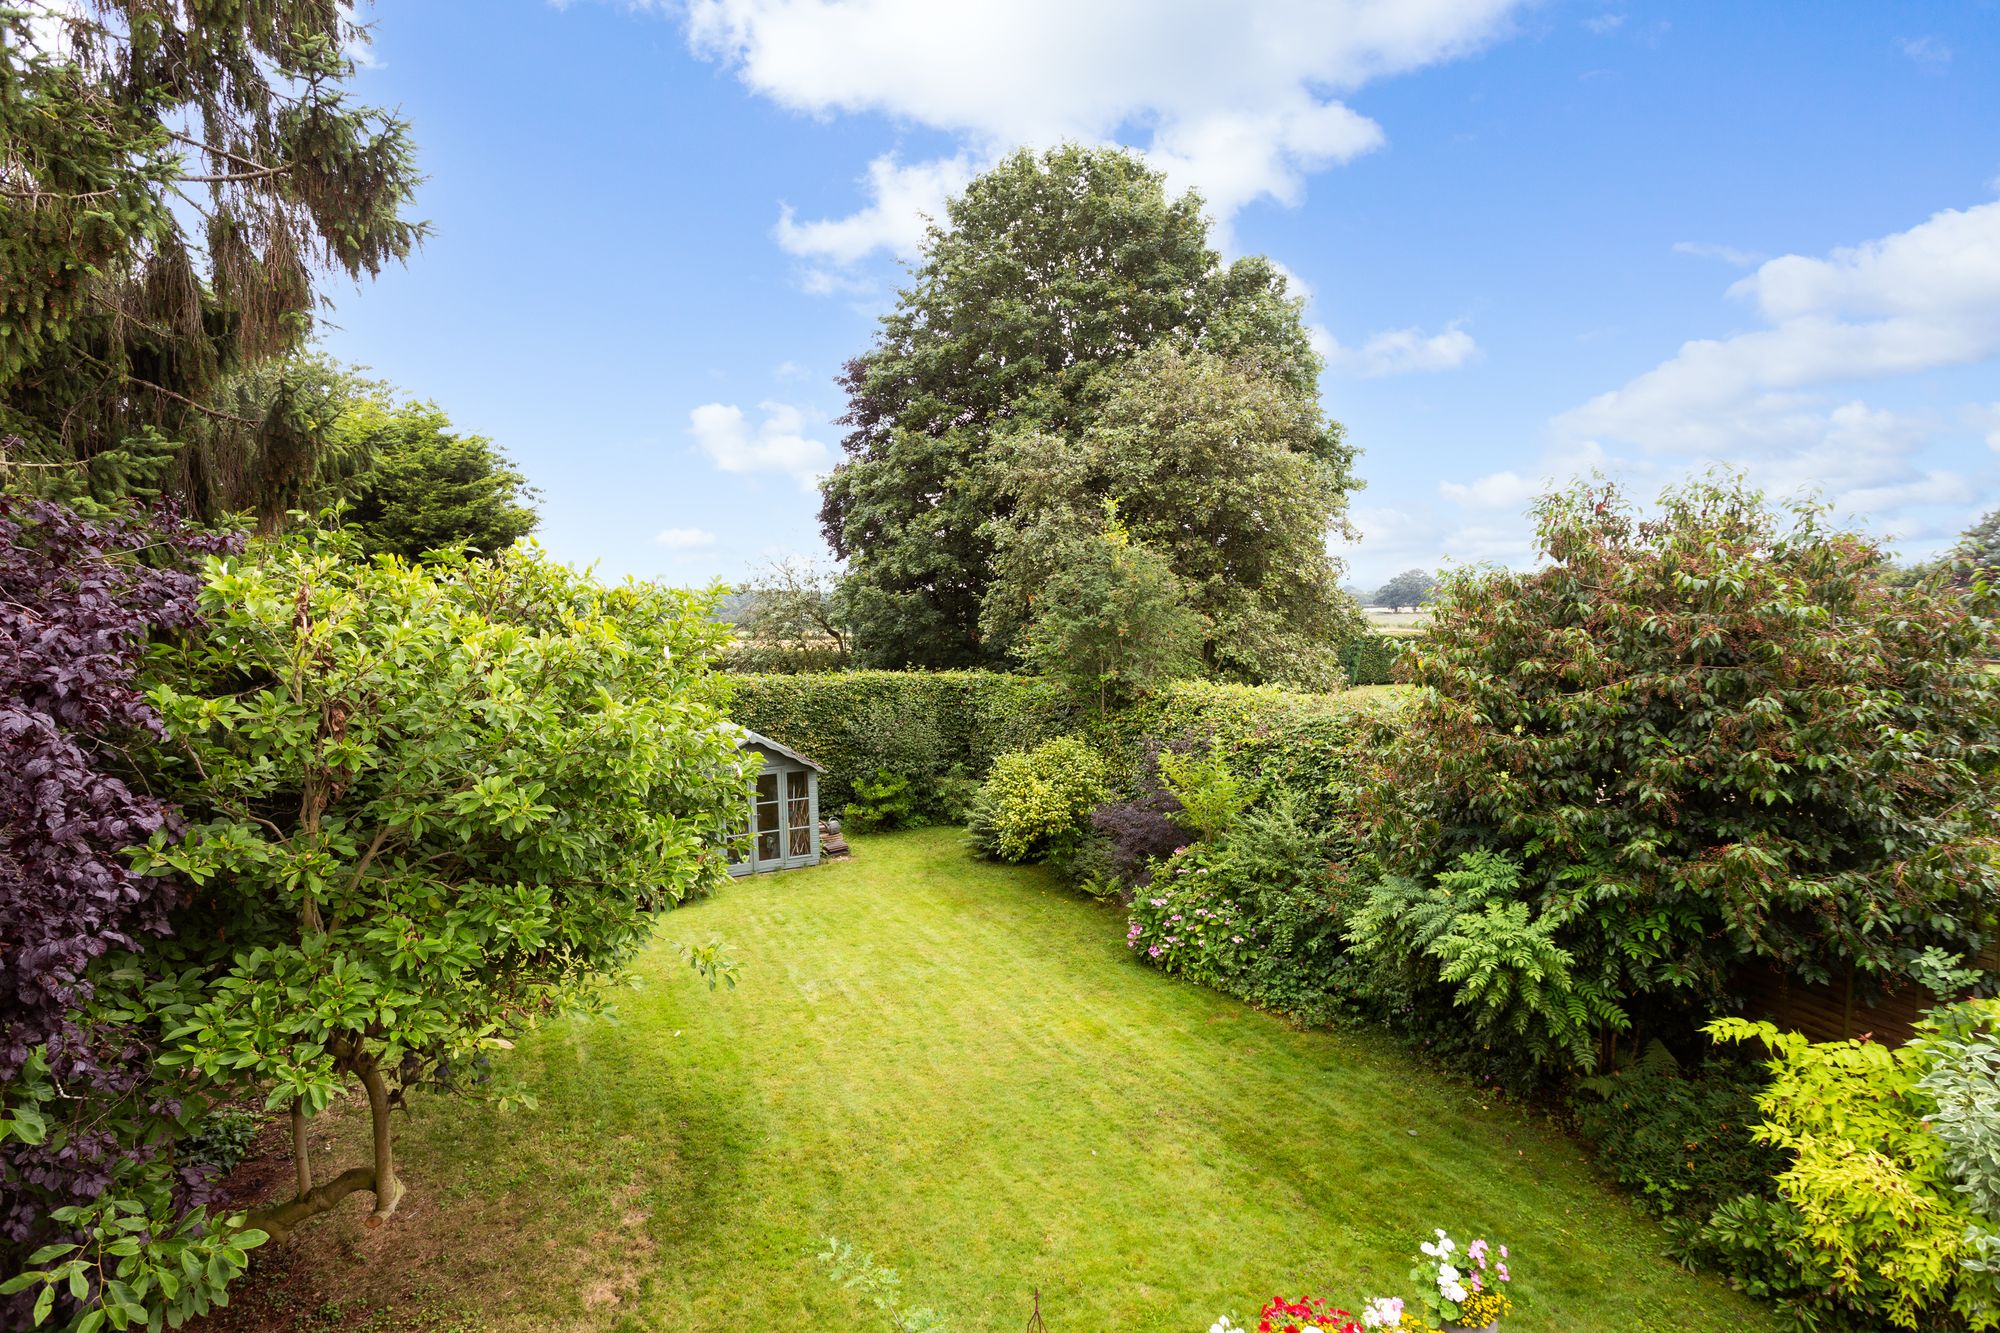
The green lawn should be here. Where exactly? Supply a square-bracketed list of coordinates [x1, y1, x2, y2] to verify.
[253, 829, 1776, 1332]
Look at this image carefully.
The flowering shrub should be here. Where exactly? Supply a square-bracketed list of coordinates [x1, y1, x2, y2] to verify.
[966, 735, 1112, 863]
[1127, 805, 1356, 1021]
[1406, 1229, 1512, 1328]
[1126, 843, 1254, 988]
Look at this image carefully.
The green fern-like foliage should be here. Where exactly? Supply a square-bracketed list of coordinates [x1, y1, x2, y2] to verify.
[1430, 900, 1627, 1070]
[1349, 850, 1629, 1070]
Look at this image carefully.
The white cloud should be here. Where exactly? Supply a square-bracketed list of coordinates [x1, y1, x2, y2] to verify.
[1900, 35, 1951, 66]
[683, 0, 1524, 265]
[1562, 199, 2000, 456]
[688, 401, 833, 486]
[655, 526, 718, 550]
[1438, 470, 1544, 511]
[1327, 323, 1481, 377]
[775, 152, 975, 264]
[1672, 240, 1765, 268]
[1583, 13, 1626, 35]
[1551, 197, 2000, 540]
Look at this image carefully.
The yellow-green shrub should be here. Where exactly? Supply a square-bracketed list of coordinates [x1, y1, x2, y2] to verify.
[1707, 1006, 2000, 1330]
[967, 736, 1112, 863]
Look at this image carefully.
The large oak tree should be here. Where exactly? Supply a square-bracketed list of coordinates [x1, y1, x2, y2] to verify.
[820, 144, 1349, 670]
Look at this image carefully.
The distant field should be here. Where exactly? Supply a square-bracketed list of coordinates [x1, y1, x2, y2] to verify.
[1361, 608, 1429, 635]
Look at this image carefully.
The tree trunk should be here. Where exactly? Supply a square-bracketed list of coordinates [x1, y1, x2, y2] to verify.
[358, 1058, 403, 1224]
[243, 1055, 402, 1242]
[291, 1099, 312, 1199]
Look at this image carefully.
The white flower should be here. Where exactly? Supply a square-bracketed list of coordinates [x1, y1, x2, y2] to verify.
[1209, 1319, 1240, 1333]
[1362, 1297, 1405, 1328]
[1443, 1281, 1469, 1303]
[1438, 1263, 1460, 1286]
[1420, 1241, 1442, 1258]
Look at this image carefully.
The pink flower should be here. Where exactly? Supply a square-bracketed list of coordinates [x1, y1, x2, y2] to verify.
[1147, 945, 1162, 958]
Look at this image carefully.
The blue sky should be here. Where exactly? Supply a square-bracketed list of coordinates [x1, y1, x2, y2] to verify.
[320, 1, 2000, 590]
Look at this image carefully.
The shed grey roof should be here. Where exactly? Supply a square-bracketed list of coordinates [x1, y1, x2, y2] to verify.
[737, 728, 826, 772]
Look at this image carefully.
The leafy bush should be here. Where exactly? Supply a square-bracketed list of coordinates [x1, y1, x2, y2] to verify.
[729, 670, 1077, 809]
[1702, 1005, 2000, 1330]
[177, 1107, 265, 1176]
[1128, 799, 1355, 1021]
[1157, 746, 1248, 840]
[1571, 1047, 1781, 1221]
[0, 496, 242, 1314]
[966, 736, 1111, 864]
[1091, 794, 1185, 884]
[1916, 1001, 2000, 1220]
[1369, 476, 2000, 1064]
[126, 530, 748, 1268]
[1346, 852, 1627, 1071]
[1336, 632, 1405, 686]
[843, 771, 923, 831]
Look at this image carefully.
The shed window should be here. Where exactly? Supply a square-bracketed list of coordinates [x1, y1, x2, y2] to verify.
[755, 772, 782, 862]
[787, 771, 812, 856]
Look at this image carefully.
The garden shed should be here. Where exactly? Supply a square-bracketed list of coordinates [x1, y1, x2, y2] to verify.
[727, 730, 824, 875]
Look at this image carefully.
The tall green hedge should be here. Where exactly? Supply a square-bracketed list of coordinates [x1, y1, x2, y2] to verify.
[727, 670, 1078, 808]
[1106, 679, 1399, 829]
[727, 671, 1402, 818]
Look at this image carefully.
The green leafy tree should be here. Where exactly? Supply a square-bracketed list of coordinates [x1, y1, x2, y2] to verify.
[327, 392, 539, 559]
[731, 555, 852, 671]
[129, 532, 746, 1247]
[0, 2, 423, 520]
[1019, 503, 1203, 715]
[1369, 476, 2000, 1048]
[1955, 507, 2000, 585]
[1372, 568, 1436, 611]
[988, 345, 1362, 687]
[820, 144, 1338, 668]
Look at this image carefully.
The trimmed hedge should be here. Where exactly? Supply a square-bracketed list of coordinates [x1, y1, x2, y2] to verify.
[727, 671, 1402, 827]
[727, 670, 1078, 809]
[1103, 679, 1398, 832]
[1336, 632, 1405, 686]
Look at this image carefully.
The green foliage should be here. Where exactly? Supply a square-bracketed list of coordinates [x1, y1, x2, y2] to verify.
[1347, 853, 1627, 1071]
[727, 556, 851, 671]
[814, 1237, 949, 1332]
[1128, 795, 1357, 1022]
[1, 1189, 266, 1333]
[822, 143, 1339, 670]
[1335, 632, 1405, 686]
[966, 736, 1112, 864]
[175, 1107, 264, 1177]
[1370, 475, 2000, 1042]
[986, 345, 1362, 688]
[1954, 508, 2000, 585]
[1572, 1048, 1782, 1220]
[1019, 502, 1204, 714]
[326, 392, 539, 560]
[131, 527, 747, 1249]
[1914, 1000, 2000, 1221]
[1108, 679, 1393, 838]
[1371, 569, 1436, 611]
[0, 4, 423, 522]
[727, 670, 1079, 810]
[1706, 1007, 2000, 1330]
[844, 771, 923, 832]
[1156, 747, 1248, 841]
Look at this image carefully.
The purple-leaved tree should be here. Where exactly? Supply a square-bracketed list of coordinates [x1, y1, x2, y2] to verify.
[0, 491, 238, 1253]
